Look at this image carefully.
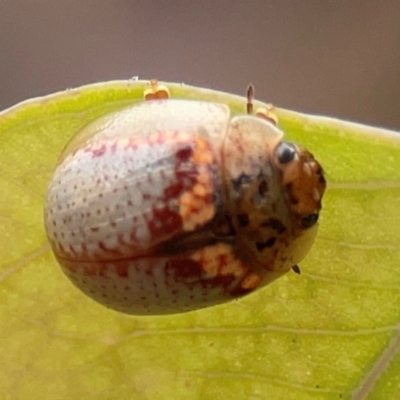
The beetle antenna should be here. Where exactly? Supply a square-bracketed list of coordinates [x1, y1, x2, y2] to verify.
[246, 84, 254, 115]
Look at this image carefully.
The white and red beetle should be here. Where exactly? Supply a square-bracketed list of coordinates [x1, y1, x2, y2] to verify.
[44, 81, 326, 315]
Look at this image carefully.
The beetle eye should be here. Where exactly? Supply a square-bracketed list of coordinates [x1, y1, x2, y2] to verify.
[276, 142, 297, 164]
[301, 213, 319, 228]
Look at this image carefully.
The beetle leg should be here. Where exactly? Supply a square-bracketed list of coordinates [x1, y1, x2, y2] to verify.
[144, 79, 170, 100]
[255, 106, 278, 126]
[292, 265, 301, 274]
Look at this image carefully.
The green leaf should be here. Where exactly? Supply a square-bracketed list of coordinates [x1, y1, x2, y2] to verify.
[1, 80, 400, 400]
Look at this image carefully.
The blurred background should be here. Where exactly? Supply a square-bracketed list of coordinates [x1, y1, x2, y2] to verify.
[1, 0, 399, 129]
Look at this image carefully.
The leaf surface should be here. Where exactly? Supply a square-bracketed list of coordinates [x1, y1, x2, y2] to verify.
[1, 80, 400, 400]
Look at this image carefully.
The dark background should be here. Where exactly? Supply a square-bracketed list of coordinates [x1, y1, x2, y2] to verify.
[1, 1, 400, 130]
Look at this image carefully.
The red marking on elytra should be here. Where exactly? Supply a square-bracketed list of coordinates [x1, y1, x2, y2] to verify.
[175, 169, 197, 183]
[88, 144, 107, 157]
[110, 142, 118, 153]
[163, 181, 185, 199]
[83, 263, 98, 276]
[218, 253, 229, 266]
[122, 131, 174, 151]
[147, 207, 182, 238]
[145, 268, 153, 277]
[167, 257, 236, 290]
[168, 259, 203, 279]
[176, 146, 193, 162]
[116, 264, 129, 278]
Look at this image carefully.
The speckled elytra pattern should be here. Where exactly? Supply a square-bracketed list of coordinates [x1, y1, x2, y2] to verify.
[44, 94, 326, 315]
[46, 130, 218, 259]
[59, 242, 249, 314]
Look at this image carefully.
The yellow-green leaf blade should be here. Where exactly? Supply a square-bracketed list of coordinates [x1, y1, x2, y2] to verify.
[1, 80, 400, 400]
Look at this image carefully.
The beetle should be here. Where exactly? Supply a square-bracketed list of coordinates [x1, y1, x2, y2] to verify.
[44, 80, 326, 315]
